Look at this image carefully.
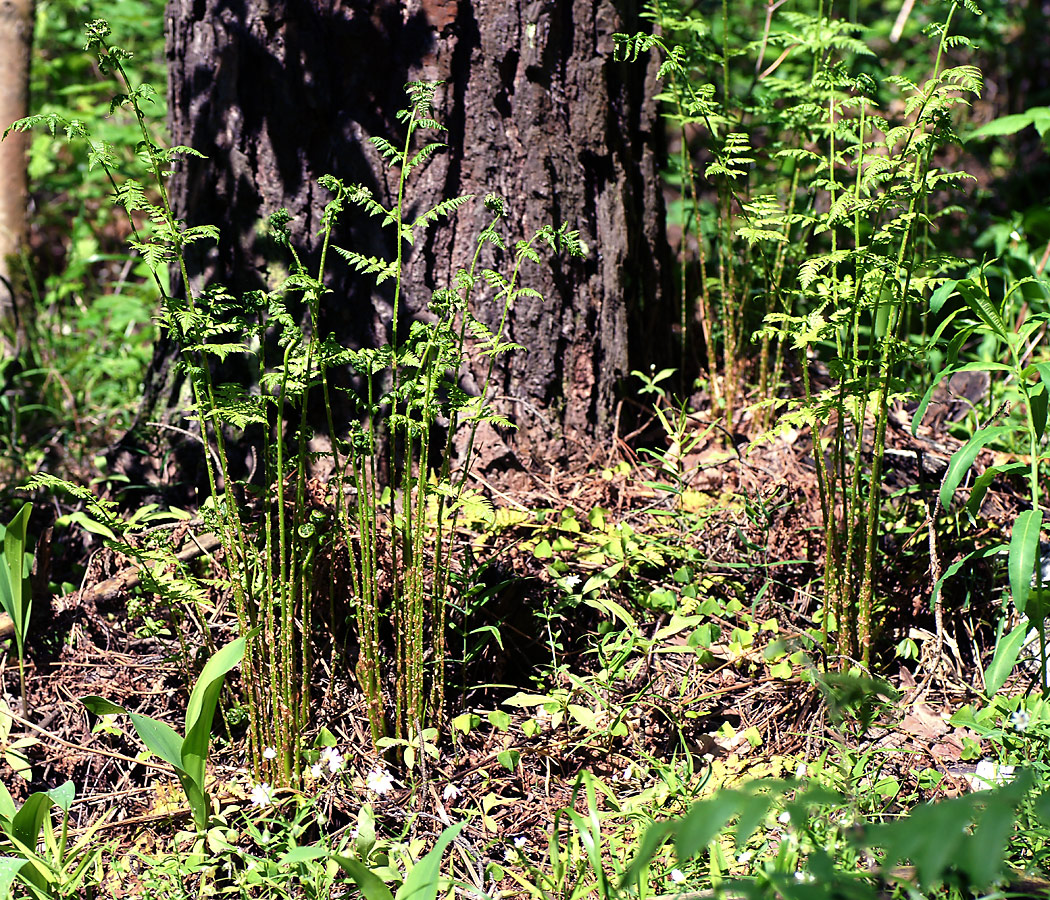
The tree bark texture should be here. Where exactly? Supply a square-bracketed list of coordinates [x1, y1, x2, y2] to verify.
[161, 0, 672, 467]
[0, 0, 33, 355]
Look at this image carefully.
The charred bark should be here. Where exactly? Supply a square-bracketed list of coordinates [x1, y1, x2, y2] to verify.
[135, 0, 670, 481]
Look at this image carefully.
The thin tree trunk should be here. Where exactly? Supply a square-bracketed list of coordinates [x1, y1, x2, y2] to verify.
[0, 0, 34, 356]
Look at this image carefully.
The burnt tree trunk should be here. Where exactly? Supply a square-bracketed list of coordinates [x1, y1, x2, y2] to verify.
[144, 0, 670, 476]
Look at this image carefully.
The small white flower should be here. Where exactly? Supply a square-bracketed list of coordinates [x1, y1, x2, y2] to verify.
[322, 746, 345, 774]
[366, 767, 394, 795]
[442, 783, 460, 802]
[778, 811, 791, 824]
[1011, 709, 1032, 732]
[310, 763, 323, 779]
[669, 869, 686, 884]
[263, 746, 277, 760]
[513, 835, 527, 849]
[249, 782, 274, 808]
[737, 851, 753, 865]
[968, 759, 1016, 791]
[563, 575, 581, 591]
[794, 871, 814, 883]
[794, 763, 807, 779]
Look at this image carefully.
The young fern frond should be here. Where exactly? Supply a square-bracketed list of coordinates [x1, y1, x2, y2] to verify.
[412, 194, 474, 229]
[369, 135, 404, 166]
[331, 247, 399, 284]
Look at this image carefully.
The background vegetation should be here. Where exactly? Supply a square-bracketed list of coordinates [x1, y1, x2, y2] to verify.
[2, 0, 1050, 897]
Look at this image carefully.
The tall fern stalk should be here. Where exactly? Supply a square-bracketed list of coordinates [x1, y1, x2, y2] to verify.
[618, 0, 982, 666]
[11, 27, 584, 772]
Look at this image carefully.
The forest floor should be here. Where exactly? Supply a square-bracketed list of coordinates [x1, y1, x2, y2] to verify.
[0, 393, 1035, 894]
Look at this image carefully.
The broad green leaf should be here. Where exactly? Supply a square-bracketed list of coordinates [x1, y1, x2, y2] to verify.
[129, 714, 185, 771]
[676, 790, 749, 860]
[182, 635, 246, 791]
[939, 426, 1014, 510]
[624, 820, 675, 886]
[984, 621, 1030, 696]
[396, 821, 465, 900]
[958, 281, 1007, 338]
[583, 593, 636, 629]
[912, 362, 1008, 436]
[80, 697, 185, 771]
[967, 777, 1027, 886]
[1032, 385, 1049, 440]
[966, 464, 1028, 518]
[929, 279, 958, 314]
[1009, 509, 1043, 614]
[0, 858, 25, 897]
[0, 782, 15, 821]
[9, 790, 66, 889]
[279, 846, 329, 865]
[932, 544, 1008, 608]
[496, 749, 520, 771]
[969, 109, 1050, 139]
[867, 795, 976, 888]
[46, 781, 74, 814]
[0, 505, 32, 652]
[331, 853, 396, 900]
[733, 790, 779, 849]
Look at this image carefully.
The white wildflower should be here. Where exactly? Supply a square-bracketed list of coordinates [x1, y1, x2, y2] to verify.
[1011, 709, 1032, 732]
[263, 746, 277, 760]
[669, 869, 686, 884]
[794, 763, 807, 779]
[310, 763, 323, 779]
[563, 575, 581, 591]
[794, 871, 814, 883]
[321, 746, 345, 774]
[249, 783, 274, 808]
[513, 835, 527, 849]
[442, 783, 460, 802]
[778, 811, 791, 824]
[366, 767, 394, 795]
[737, 851, 753, 866]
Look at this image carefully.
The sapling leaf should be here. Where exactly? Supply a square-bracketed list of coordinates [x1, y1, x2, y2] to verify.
[1031, 384, 1049, 440]
[1009, 509, 1043, 615]
[938, 425, 1013, 509]
[984, 620, 1030, 696]
[958, 280, 1007, 338]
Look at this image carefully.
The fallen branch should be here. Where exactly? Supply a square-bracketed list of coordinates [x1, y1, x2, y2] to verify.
[0, 531, 222, 640]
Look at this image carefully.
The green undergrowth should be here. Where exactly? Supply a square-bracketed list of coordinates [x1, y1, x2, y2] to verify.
[4, 0, 1050, 898]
